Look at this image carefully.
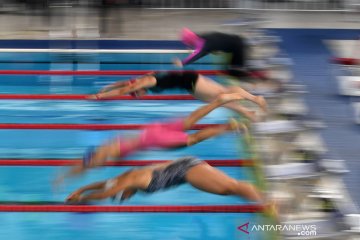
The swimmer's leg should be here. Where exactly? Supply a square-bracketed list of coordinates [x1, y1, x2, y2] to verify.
[222, 104, 257, 122]
[185, 162, 263, 202]
[183, 93, 245, 130]
[194, 80, 257, 121]
[227, 86, 267, 112]
[194, 75, 267, 114]
[186, 163, 278, 219]
[187, 120, 246, 146]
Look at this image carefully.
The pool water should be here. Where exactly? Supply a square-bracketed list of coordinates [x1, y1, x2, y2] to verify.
[0, 48, 271, 240]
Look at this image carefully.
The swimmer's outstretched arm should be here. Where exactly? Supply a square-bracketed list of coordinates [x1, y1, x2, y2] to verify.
[67, 173, 135, 202]
[181, 45, 207, 66]
[175, 45, 207, 67]
[88, 75, 156, 99]
[99, 81, 129, 93]
[54, 155, 108, 187]
[66, 181, 107, 202]
[67, 164, 87, 177]
[53, 164, 88, 188]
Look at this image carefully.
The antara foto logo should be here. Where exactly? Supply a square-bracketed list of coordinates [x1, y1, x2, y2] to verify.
[237, 222, 250, 234]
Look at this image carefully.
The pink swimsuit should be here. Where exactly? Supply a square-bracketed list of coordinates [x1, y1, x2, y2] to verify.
[118, 119, 189, 157]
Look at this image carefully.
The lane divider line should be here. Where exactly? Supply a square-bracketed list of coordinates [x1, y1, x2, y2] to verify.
[0, 159, 254, 167]
[0, 123, 219, 130]
[0, 94, 195, 100]
[0, 204, 264, 213]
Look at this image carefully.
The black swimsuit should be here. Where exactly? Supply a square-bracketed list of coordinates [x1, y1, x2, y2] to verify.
[148, 71, 199, 93]
[143, 157, 202, 193]
[183, 32, 247, 68]
[182, 32, 251, 80]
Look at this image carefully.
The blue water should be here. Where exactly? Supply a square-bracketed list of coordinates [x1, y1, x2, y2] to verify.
[0, 99, 247, 159]
[0, 63, 220, 70]
[0, 130, 244, 159]
[0, 166, 255, 204]
[0, 75, 225, 88]
[0, 212, 267, 240]
[0, 49, 266, 239]
[0, 52, 223, 64]
[0, 100, 231, 123]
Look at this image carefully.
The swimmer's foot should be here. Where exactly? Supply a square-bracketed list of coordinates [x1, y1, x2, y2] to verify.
[256, 96, 267, 112]
[242, 109, 258, 122]
[229, 118, 249, 135]
[218, 93, 244, 105]
[229, 119, 252, 146]
[263, 200, 280, 224]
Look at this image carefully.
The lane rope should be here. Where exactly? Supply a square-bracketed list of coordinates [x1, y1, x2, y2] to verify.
[0, 204, 264, 213]
[0, 159, 253, 167]
[0, 49, 191, 53]
[0, 94, 195, 100]
[0, 123, 219, 130]
[0, 70, 222, 75]
[0, 67, 261, 215]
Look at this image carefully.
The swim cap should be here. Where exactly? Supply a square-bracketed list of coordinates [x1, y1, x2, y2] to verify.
[181, 28, 199, 47]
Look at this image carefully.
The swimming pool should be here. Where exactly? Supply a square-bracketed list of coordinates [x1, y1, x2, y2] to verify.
[0, 42, 273, 240]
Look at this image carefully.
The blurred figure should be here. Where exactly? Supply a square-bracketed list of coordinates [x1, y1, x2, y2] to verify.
[57, 93, 248, 182]
[174, 28, 268, 81]
[88, 71, 267, 121]
[66, 156, 270, 208]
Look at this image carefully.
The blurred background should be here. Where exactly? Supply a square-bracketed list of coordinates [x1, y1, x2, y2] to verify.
[0, 0, 357, 38]
[0, 0, 358, 239]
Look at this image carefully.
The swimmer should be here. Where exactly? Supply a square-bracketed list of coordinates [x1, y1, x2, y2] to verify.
[174, 28, 268, 81]
[66, 156, 275, 213]
[59, 93, 249, 180]
[66, 156, 278, 219]
[87, 71, 267, 121]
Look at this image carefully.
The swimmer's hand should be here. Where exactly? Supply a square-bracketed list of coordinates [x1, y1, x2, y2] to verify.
[86, 94, 100, 100]
[173, 58, 183, 68]
[52, 174, 65, 191]
[121, 189, 137, 201]
[66, 190, 82, 203]
[99, 85, 113, 93]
